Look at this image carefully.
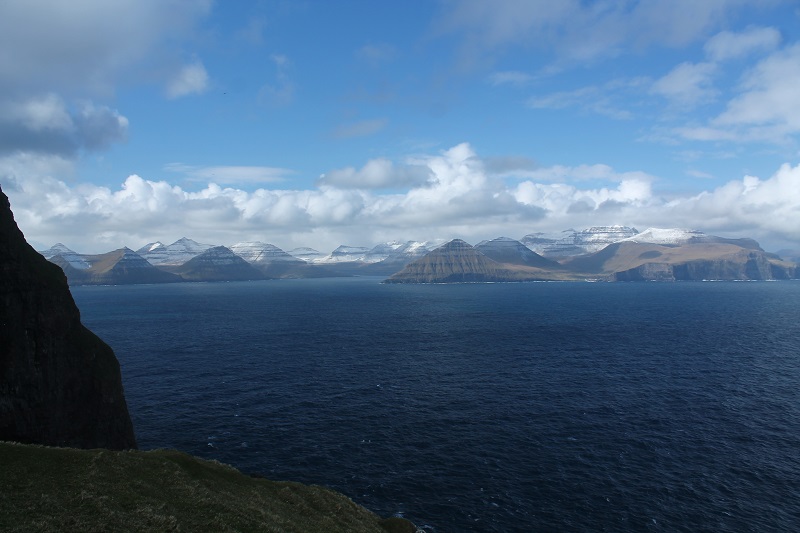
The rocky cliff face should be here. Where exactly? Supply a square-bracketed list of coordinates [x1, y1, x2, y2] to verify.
[610, 249, 794, 281]
[0, 186, 136, 450]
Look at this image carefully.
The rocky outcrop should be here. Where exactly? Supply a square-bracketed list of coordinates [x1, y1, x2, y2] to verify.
[0, 186, 136, 450]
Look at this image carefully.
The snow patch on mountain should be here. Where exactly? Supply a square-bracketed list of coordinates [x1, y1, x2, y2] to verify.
[136, 242, 165, 254]
[140, 237, 214, 265]
[362, 241, 405, 263]
[521, 226, 639, 257]
[620, 228, 710, 245]
[288, 247, 324, 262]
[317, 245, 372, 263]
[230, 241, 299, 263]
[39, 243, 90, 270]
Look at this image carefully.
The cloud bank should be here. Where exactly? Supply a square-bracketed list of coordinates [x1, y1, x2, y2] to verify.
[5, 143, 799, 254]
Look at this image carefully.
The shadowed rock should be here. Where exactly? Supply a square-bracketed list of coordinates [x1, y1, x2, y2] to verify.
[0, 186, 136, 450]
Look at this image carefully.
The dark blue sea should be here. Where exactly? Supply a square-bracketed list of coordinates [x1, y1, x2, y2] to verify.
[71, 278, 800, 532]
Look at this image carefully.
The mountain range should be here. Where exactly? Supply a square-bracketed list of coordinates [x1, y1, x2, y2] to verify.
[38, 226, 799, 284]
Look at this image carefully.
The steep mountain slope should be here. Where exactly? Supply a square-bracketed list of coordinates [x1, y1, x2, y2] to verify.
[521, 226, 639, 257]
[75, 248, 183, 285]
[39, 243, 90, 270]
[318, 245, 372, 263]
[139, 237, 214, 265]
[0, 186, 136, 450]
[230, 241, 300, 263]
[386, 239, 503, 282]
[476, 237, 562, 269]
[165, 246, 266, 281]
[386, 239, 574, 283]
[230, 241, 337, 278]
[620, 227, 762, 249]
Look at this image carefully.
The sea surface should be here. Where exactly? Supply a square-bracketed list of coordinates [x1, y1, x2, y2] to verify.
[71, 278, 800, 532]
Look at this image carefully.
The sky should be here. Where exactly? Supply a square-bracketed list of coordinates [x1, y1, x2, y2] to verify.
[2, 0, 800, 254]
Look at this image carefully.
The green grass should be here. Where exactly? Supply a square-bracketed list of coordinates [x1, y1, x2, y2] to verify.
[0, 442, 417, 533]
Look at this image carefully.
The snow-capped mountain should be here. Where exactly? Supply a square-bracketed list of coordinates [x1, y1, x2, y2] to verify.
[166, 246, 263, 281]
[230, 241, 300, 263]
[138, 237, 214, 265]
[374, 240, 445, 265]
[521, 226, 639, 257]
[288, 247, 324, 262]
[136, 242, 165, 254]
[361, 241, 405, 263]
[620, 228, 762, 249]
[39, 243, 90, 270]
[317, 245, 371, 263]
[620, 228, 713, 245]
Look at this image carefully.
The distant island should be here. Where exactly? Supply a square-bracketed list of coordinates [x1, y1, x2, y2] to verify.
[38, 226, 799, 284]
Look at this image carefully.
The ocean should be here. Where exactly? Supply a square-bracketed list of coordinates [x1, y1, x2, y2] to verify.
[71, 278, 800, 532]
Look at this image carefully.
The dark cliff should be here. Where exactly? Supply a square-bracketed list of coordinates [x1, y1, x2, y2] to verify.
[0, 186, 136, 450]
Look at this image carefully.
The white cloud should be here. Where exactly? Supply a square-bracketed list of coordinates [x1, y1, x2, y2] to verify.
[704, 26, 782, 61]
[164, 164, 293, 185]
[436, 0, 760, 66]
[166, 61, 209, 99]
[715, 43, 800, 130]
[0, 95, 128, 156]
[0, 0, 212, 96]
[5, 143, 800, 253]
[527, 81, 639, 120]
[651, 62, 718, 108]
[0, 0, 208, 161]
[318, 159, 432, 189]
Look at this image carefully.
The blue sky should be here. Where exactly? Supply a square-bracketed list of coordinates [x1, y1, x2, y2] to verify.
[2, 0, 800, 253]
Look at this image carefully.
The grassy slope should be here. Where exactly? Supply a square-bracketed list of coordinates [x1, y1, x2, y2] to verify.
[0, 442, 415, 533]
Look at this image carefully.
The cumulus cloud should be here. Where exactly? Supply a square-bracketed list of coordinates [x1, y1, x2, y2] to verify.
[0, 94, 128, 156]
[7, 142, 799, 253]
[166, 61, 209, 99]
[0, 0, 208, 162]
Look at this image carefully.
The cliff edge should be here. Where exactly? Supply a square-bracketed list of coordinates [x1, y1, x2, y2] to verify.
[0, 185, 136, 450]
